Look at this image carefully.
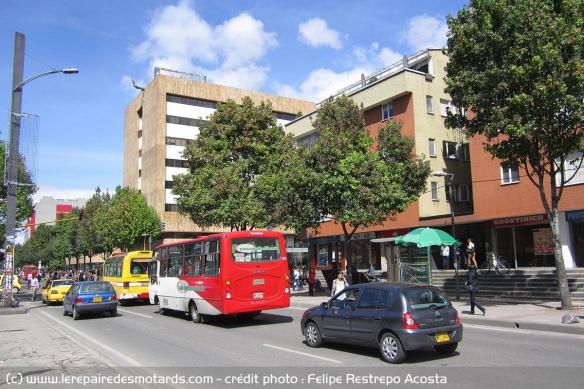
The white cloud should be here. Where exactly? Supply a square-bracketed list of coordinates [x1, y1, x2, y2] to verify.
[402, 15, 449, 51]
[274, 42, 402, 102]
[298, 18, 343, 49]
[131, 0, 277, 91]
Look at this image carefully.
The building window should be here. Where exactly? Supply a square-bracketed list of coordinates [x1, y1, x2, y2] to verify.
[138, 130, 142, 138]
[165, 180, 174, 189]
[165, 159, 187, 168]
[166, 137, 191, 147]
[382, 102, 393, 121]
[559, 151, 584, 186]
[459, 143, 470, 161]
[426, 96, 433, 114]
[440, 99, 456, 117]
[431, 182, 439, 201]
[429, 139, 436, 157]
[458, 184, 471, 202]
[167, 94, 218, 109]
[442, 141, 458, 159]
[501, 162, 520, 184]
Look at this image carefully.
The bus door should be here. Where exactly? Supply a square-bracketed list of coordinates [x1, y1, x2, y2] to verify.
[148, 258, 158, 304]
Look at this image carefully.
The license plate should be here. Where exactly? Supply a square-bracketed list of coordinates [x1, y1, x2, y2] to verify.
[253, 278, 265, 285]
[435, 332, 450, 343]
[253, 292, 264, 299]
[93, 297, 102, 303]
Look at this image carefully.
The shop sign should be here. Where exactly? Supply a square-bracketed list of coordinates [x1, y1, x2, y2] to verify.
[565, 210, 584, 223]
[381, 228, 410, 238]
[491, 214, 548, 227]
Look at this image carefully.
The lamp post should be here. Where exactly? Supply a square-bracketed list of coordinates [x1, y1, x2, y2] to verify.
[433, 171, 459, 300]
[3, 32, 78, 306]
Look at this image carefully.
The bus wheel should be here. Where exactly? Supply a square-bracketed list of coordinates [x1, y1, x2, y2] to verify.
[190, 302, 204, 324]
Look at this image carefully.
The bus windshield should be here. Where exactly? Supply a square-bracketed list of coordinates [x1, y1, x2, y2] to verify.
[231, 238, 281, 262]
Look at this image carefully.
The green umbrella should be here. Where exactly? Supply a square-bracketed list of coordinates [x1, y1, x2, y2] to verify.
[395, 227, 457, 247]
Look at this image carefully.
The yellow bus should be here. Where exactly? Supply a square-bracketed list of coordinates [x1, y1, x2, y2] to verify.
[102, 251, 153, 305]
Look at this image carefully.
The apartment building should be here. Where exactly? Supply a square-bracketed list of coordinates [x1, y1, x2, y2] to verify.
[287, 48, 584, 273]
[123, 67, 315, 245]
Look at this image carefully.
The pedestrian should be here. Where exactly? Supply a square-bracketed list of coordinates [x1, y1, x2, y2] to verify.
[466, 265, 486, 315]
[441, 244, 450, 270]
[27, 272, 32, 289]
[467, 238, 477, 268]
[455, 245, 465, 269]
[367, 262, 375, 281]
[293, 267, 300, 291]
[30, 275, 39, 302]
[307, 268, 316, 296]
[331, 271, 348, 297]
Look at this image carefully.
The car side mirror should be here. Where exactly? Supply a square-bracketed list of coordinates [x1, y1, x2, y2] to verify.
[320, 302, 328, 309]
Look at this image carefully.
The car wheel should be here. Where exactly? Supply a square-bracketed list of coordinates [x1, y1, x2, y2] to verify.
[379, 333, 406, 364]
[62, 305, 68, 316]
[110, 308, 117, 317]
[73, 305, 80, 320]
[304, 322, 323, 347]
[190, 302, 204, 323]
[434, 342, 458, 355]
[12, 287, 20, 294]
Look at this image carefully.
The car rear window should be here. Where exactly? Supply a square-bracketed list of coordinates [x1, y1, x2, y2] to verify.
[403, 288, 449, 311]
[79, 282, 114, 294]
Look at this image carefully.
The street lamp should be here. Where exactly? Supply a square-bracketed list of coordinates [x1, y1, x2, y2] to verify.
[433, 171, 459, 300]
[3, 32, 78, 307]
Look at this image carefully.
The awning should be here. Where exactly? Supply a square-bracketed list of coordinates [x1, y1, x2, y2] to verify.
[370, 237, 399, 243]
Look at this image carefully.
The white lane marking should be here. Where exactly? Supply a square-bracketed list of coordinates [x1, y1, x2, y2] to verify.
[263, 344, 342, 364]
[117, 308, 153, 318]
[465, 324, 533, 334]
[34, 308, 143, 367]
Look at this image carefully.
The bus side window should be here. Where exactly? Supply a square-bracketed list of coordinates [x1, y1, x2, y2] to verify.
[204, 240, 220, 276]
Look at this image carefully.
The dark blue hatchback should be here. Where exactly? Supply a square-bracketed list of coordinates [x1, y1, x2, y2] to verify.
[301, 283, 463, 363]
[63, 281, 118, 320]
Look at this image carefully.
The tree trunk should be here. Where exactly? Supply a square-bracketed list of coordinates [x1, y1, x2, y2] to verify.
[550, 208, 572, 310]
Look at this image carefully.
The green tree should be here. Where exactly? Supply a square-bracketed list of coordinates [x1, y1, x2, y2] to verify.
[0, 141, 37, 244]
[93, 186, 160, 253]
[444, 0, 584, 309]
[77, 188, 111, 262]
[173, 97, 300, 231]
[308, 95, 430, 281]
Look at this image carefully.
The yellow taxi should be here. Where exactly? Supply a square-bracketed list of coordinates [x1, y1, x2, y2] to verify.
[0, 274, 23, 294]
[41, 278, 75, 304]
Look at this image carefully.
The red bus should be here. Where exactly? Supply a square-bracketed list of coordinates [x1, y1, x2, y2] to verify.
[152, 230, 290, 322]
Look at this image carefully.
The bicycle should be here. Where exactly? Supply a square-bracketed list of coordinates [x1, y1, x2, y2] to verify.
[480, 257, 510, 274]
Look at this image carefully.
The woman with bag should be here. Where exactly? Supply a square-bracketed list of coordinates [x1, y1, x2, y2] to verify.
[466, 238, 478, 268]
[466, 265, 486, 315]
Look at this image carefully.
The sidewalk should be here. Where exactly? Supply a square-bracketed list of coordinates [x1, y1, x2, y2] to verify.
[290, 288, 584, 335]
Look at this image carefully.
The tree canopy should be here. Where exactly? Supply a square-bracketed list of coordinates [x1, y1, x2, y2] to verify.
[307, 95, 430, 275]
[0, 140, 36, 244]
[444, 0, 584, 309]
[172, 96, 301, 231]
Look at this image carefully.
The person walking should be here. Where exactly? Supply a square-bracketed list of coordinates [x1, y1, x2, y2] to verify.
[367, 262, 375, 281]
[440, 244, 450, 270]
[331, 272, 349, 297]
[466, 265, 486, 315]
[307, 268, 316, 296]
[466, 238, 477, 268]
[30, 275, 39, 302]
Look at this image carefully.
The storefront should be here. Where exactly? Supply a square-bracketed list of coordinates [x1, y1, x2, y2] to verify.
[491, 214, 554, 268]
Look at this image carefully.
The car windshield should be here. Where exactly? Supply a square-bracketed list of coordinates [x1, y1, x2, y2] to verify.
[403, 287, 449, 310]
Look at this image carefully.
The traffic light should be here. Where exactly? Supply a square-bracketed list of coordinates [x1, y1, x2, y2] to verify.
[160, 222, 166, 231]
[78, 209, 83, 221]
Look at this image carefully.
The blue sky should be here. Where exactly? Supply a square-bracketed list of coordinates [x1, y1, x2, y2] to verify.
[0, 0, 468, 203]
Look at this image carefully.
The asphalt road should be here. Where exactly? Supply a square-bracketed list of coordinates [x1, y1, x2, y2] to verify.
[23, 298, 583, 389]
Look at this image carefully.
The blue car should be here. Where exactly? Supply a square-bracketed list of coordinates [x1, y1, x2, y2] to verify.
[63, 281, 118, 320]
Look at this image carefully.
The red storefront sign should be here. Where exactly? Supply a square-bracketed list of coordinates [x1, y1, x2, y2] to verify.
[491, 214, 548, 227]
